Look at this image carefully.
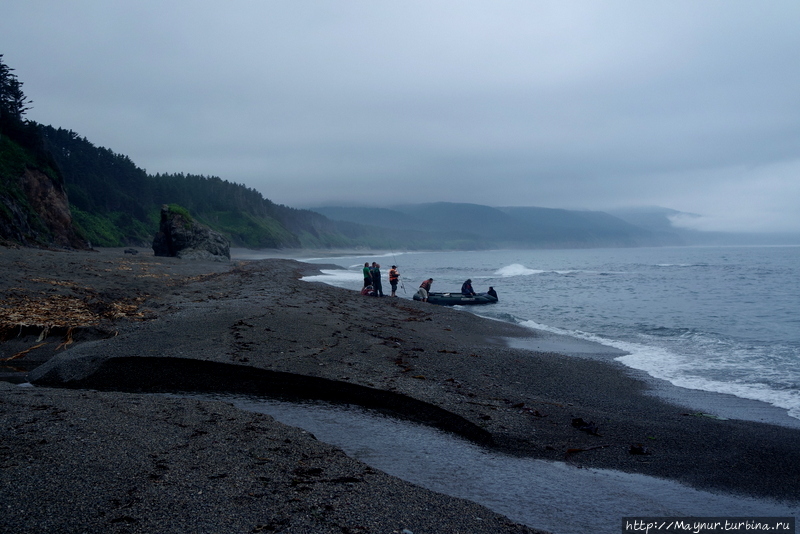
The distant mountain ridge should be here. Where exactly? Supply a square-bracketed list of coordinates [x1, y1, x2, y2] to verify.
[311, 203, 685, 249]
[13, 121, 697, 251]
[313, 204, 800, 249]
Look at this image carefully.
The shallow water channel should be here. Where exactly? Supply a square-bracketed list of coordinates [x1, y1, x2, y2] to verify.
[179, 394, 798, 534]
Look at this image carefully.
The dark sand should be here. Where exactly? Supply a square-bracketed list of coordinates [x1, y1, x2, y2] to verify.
[2, 246, 799, 533]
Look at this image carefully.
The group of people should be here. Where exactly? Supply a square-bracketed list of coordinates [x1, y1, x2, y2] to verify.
[361, 262, 401, 297]
[361, 263, 496, 302]
[414, 277, 497, 302]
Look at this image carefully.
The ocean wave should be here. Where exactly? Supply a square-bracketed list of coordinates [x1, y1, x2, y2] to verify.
[495, 264, 545, 277]
[494, 265, 615, 277]
[616, 350, 800, 421]
[301, 269, 363, 285]
[518, 319, 800, 422]
[302, 251, 418, 262]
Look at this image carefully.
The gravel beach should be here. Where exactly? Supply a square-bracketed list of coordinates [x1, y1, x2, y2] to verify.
[2, 246, 799, 533]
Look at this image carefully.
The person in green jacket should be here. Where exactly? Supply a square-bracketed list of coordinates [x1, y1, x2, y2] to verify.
[363, 262, 371, 288]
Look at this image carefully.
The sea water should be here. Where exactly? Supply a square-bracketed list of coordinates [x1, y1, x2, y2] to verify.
[177, 393, 796, 534]
[294, 246, 800, 423]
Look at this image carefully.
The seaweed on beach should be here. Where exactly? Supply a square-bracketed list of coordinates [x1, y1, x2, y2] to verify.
[0, 293, 147, 331]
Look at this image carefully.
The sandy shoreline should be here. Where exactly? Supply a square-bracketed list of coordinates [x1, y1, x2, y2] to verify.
[2, 246, 799, 533]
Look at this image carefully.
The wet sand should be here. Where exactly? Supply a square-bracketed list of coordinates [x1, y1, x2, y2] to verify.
[2, 246, 799, 533]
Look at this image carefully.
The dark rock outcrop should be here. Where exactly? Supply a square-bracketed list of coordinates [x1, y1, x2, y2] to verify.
[152, 205, 230, 261]
[0, 166, 88, 249]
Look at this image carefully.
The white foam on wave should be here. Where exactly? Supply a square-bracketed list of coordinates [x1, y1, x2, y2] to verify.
[302, 251, 417, 262]
[519, 320, 800, 421]
[301, 269, 363, 286]
[617, 350, 800, 421]
[495, 264, 545, 277]
[494, 264, 599, 277]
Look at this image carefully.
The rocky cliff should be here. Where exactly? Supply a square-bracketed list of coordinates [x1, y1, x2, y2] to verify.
[0, 136, 89, 249]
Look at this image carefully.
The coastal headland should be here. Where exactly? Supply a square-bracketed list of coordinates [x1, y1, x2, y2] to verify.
[2, 247, 799, 533]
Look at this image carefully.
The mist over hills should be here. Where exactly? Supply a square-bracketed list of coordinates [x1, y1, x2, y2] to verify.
[15, 116, 701, 251]
[607, 207, 800, 247]
[4, 49, 797, 251]
[312, 203, 800, 250]
[4, 54, 800, 251]
[312, 203, 683, 249]
[8, 121, 798, 251]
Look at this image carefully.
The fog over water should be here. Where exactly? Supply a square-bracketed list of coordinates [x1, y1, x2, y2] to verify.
[2, 2, 799, 232]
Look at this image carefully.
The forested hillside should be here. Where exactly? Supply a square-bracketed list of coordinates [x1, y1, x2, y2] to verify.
[38, 125, 392, 248]
[1, 55, 87, 248]
[5, 53, 360, 250]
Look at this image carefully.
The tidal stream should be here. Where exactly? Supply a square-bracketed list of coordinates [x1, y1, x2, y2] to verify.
[177, 394, 798, 534]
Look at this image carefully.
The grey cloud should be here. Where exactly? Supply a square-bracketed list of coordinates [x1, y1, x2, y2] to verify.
[2, 0, 799, 232]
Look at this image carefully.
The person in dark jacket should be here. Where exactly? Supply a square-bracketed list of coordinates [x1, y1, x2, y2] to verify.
[371, 263, 384, 297]
[461, 279, 476, 296]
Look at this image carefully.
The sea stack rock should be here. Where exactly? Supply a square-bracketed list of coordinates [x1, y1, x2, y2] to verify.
[152, 205, 230, 261]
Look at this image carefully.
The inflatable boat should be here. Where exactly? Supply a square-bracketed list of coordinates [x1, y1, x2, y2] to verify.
[413, 292, 498, 306]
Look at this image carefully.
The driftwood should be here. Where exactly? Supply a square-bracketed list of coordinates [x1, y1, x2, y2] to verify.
[55, 327, 75, 351]
[0, 342, 48, 362]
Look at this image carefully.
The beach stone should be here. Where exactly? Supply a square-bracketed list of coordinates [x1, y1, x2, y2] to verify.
[152, 204, 230, 261]
[4, 246, 800, 529]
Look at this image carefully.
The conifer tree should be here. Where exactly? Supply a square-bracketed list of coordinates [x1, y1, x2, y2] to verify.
[0, 55, 32, 124]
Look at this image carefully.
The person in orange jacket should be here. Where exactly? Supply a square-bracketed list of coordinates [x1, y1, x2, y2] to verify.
[389, 265, 400, 297]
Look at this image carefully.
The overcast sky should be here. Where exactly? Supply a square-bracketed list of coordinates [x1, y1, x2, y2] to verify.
[2, 1, 800, 232]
